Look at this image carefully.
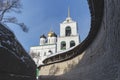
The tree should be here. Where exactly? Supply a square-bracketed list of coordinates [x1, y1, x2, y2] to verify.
[0, 0, 28, 32]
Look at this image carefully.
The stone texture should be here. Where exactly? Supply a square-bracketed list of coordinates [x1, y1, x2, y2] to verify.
[40, 52, 85, 75]
[0, 23, 36, 80]
[39, 0, 120, 80]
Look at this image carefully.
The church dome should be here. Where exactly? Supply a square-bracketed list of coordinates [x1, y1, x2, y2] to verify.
[40, 34, 46, 38]
[48, 31, 57, 37]
[53, 32, 57, 37]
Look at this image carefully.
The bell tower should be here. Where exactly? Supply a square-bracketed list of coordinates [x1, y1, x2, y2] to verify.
[60, 7, 78, 37]
[57, 7, 80, 52]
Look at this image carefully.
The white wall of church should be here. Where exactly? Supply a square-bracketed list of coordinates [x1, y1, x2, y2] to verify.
[48, 37, 57, 44]
[30, 44, 57, 66]
[57, 35, 79, 52]
[40, 38, 46, 45]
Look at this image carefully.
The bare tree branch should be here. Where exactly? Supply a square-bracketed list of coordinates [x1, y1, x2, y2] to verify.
[0, 0, 28, 32]
[17, 23, 29, 32]
[3, 16, 18, 23]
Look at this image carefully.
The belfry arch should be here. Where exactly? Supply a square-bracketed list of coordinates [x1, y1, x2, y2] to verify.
[65, 26, 71, 36]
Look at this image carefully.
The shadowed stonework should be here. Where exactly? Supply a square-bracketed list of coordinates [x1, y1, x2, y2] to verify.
[0, 23, 36, 80]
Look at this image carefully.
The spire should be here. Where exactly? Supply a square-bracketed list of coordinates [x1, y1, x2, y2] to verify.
[63, 6, 74, 23]
[68, 7, 70, 18]
[50, 26, 53, 32]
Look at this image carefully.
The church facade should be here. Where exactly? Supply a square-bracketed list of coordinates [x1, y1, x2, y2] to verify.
[30, 8, 80, 66]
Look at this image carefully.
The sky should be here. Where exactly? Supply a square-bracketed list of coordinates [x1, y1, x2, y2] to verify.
[7, 0, 90, 52]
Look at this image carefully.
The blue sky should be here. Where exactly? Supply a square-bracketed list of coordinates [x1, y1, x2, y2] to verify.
[7, 0, 90, 52]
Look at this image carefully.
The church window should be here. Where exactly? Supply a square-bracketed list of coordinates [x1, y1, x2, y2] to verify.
[44, 52, 46, 56]
[48, 50, 53, 54]
[38, 52, 40, 56]
[70, 40, 75, 47]
[65, 26, 71, 36]
[61, 41, 66, 50]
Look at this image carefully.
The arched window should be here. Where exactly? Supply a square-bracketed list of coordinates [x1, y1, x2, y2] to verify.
[48, 50, 53, 54]
[61, 41, 66, 50]
[65, 26, 71, 36]
[70, 41, 75, 47]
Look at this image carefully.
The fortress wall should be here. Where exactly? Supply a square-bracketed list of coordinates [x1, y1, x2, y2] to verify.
[39, 0, 120, 80]
[40, 52, 85, 75]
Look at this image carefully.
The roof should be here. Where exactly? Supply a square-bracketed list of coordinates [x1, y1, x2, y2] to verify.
[48, 31, 57, 37]
[40, 34, 46, 38]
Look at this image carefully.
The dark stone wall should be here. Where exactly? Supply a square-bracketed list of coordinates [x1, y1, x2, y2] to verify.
[0, 23, 36, 80]
[39, 0, 120, 80]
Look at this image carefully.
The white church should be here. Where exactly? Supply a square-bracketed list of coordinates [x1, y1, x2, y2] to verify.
[30, 8, 80, 66]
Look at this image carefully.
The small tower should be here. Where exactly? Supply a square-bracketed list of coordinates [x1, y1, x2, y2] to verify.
[48, 30, 57, 44]
[51, 32, 57, 44]
[40, 34, 46, 45]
